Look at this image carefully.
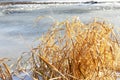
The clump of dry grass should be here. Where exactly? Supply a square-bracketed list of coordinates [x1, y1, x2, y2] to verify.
[31, 18, 120, 80]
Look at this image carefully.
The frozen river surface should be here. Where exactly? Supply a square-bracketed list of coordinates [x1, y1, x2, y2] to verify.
[0, 1, 120, 58]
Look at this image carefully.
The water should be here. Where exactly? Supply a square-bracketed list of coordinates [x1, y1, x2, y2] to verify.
[0, 2, 120, 80]
[0, 2, 120, 58]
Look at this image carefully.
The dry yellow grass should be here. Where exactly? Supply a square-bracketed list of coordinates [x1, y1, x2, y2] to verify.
[31, 18, 120, 80]
[0, 18, 120, 80]
[0, 60, 12, 80]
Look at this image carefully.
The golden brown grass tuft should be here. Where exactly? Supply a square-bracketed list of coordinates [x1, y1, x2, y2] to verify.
[31, 18, 120, 80]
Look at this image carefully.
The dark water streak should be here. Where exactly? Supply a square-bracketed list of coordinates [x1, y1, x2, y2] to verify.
[0, 2, 81, 5]
[0, 1, 106, 6]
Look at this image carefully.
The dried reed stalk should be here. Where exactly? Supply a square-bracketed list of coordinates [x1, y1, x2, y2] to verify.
[0, 63, 12, 80]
